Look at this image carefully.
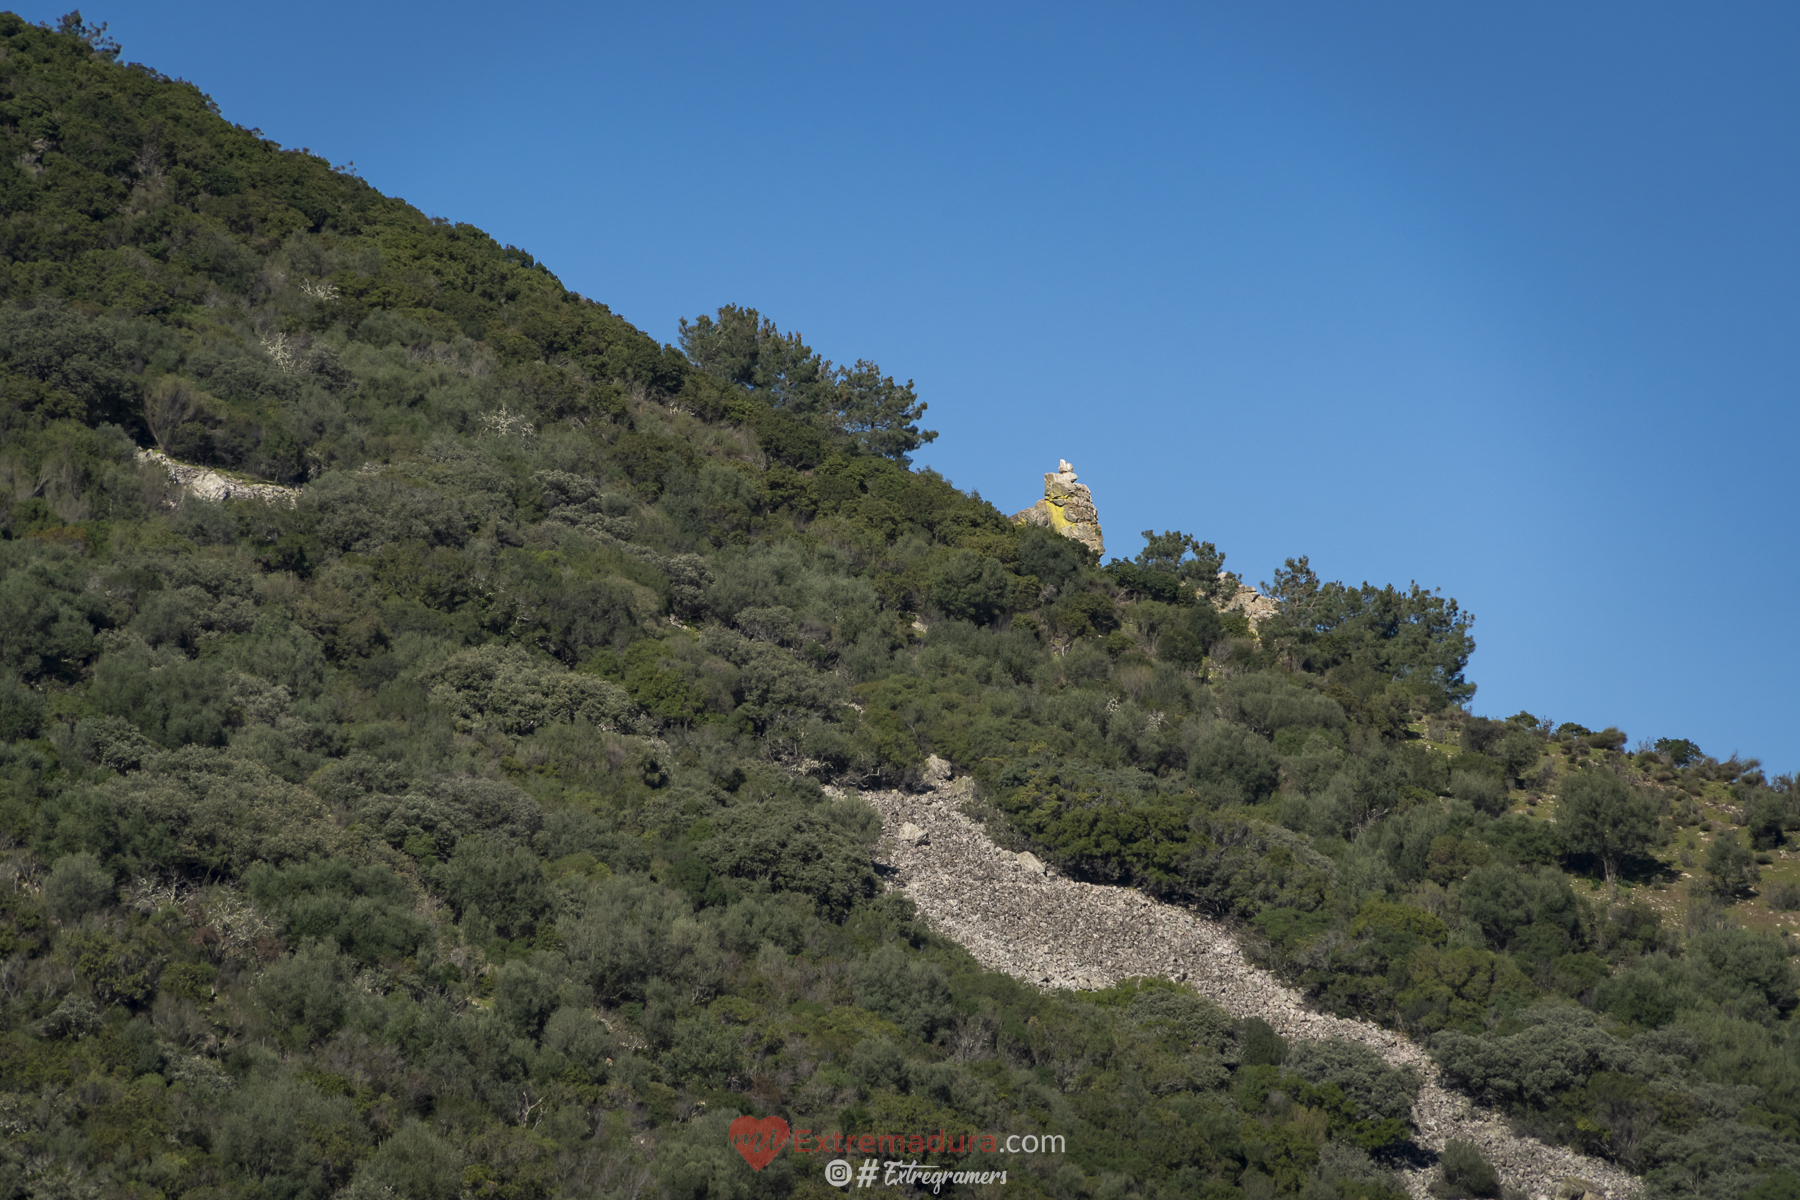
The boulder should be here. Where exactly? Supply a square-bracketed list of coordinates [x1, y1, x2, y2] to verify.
[899, 823, 929, 846]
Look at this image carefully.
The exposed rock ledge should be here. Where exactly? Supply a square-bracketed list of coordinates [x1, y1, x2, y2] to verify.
[1012, 459, 1104, 557]
[137, 448, 299, 506]
[1224, 579, 1280, 630]
[843, 766, 1639, 1200]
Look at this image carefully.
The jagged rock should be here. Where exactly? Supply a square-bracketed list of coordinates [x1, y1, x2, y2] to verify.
[922, 755, 952, 787]
[1015, 851, 1046, 875]
[1012, 458, 1103, 556]
[898, 822, 929, 846]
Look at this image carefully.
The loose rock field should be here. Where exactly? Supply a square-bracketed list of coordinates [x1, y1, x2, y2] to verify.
[847, 770, 1640, 1200]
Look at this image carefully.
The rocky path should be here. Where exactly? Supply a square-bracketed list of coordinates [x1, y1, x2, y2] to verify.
[843, 771, 1638, 1200]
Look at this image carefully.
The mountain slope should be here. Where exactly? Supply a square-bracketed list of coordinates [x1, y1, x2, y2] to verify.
[0, 14, 1795, 1200]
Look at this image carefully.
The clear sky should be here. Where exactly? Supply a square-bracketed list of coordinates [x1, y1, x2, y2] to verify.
[37, 2, 1800, 771]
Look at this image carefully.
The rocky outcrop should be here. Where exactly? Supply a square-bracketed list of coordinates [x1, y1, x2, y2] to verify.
[1004, 461, 1278, 634]
[137, 448, 299, 505]
[1223, 579, 1279, 629]
[1012, 459, 1103, 557]
[845, 769, 1642, 1200]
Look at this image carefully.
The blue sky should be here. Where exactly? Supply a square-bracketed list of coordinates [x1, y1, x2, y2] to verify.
[47, 2, 1800, 770]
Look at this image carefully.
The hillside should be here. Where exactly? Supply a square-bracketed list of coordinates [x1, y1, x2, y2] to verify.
[0, 13, 1796, 1200]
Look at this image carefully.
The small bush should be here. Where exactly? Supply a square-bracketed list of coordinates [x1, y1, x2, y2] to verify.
[1432, 1138, 1500, 1198]
[1237, 1017, 1288, 1067]
[344, 1119, 464, 1200]
[37, 995, 101, 1039]
[1703, 831, 1759, 899]
[848, 1036, 907, 1093]
[1497, 727, 1541, 782]
[852, 943, 952, 1039]
[43, 852, 113, 922]
[1449, 770, 1509, 816]
[435, 836, 550, 940]
[1589, 726, 1628, 751]
[1766, 881, 1800, 912]
[1285, 1037, 1420, 1123]
[254, 939, 352, 1042]
[0, 674, 43, 740]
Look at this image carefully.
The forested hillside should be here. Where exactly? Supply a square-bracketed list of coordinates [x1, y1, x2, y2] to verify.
[0, 13, 1796, 1200]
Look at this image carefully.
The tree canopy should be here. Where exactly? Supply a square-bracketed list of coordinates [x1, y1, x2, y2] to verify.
[680, 303, 936, 462]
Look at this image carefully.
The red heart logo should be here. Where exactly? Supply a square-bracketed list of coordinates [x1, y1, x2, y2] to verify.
[729, 1114, 790, 1171]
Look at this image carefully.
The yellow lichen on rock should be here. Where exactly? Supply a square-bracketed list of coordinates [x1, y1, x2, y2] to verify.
[1012, 459, 1103, 556]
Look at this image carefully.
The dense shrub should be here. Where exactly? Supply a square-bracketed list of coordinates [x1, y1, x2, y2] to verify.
[1449, 769, 1509, 815]
[1432, 1006, 1644, 1108]
[434, 836, 551, 940]
[853, 943, 953, 1039]
[245, 859, 430, 966]
[255, 939, 355, 1043]
[1703, 831, 1759, 899]
[1767, 881, 1800, 911]
[1285, 1038, 1420, 1124]
[43, 851, 112, 922]
[702, 793, 881, 918]
[0, 673, 44, 740]
[1188, 723, 1281, 803]
[1220, 672, 1347, 739]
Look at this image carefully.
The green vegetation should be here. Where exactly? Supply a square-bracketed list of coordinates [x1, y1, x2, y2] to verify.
[0, 13, 1796, 1200]
[1430, 1140, 1499, 1199]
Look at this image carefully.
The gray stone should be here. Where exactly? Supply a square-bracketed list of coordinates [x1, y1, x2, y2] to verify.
[138, 448, 299, 507]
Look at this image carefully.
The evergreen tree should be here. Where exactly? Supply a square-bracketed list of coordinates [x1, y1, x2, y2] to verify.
[1559, 767, 1660, 889]
[679, 305, 935, 461]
